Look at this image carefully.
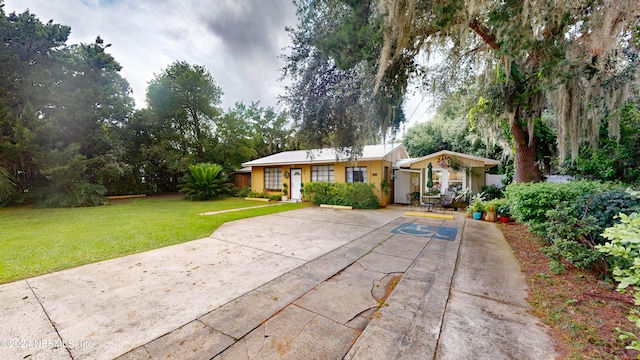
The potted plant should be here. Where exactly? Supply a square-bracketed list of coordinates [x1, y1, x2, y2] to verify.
[497, 204, 511, 223]
[468, 193, 485, 220]
[453, 187, 472, 210]
[484, 199, 499, 222]
[282, 183, 289, 202]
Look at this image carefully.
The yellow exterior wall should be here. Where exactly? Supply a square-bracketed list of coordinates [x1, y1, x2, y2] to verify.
[249, 160, 393, 205]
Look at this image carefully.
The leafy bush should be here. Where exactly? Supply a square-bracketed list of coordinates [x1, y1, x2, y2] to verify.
[248, 191, 268, 199]
[33, 182, 107, 208]
[269, 194, 282, 201]
[505, 181, 639, 273]
[579, 190, 640, 241]
[505, 181, 609, 232]
[179, 163, 231, 200]
[480, 184, 504, 200]
[597, 213, 640, 352]
[230, 186, 250, 198]
[304, 182, 379, 209]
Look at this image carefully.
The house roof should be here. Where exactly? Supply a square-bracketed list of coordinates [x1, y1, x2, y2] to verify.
[394, 150, 500, 169]
[242, 143, 407, 167]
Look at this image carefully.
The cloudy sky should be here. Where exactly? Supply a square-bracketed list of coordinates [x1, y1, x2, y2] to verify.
[4, 0, 431, 125]
[4, 0, 297, 111]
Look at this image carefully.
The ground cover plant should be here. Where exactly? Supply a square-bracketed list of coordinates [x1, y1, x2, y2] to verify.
[0, 196, 304, 284]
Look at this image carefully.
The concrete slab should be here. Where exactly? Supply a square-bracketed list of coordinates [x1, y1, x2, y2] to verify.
[437, 291, 557, 360]
[26, 237, 305, 359]
[454, 220, 528, 304]
[294, 273, 378, 325]
[373, 236, 429, 260]
[0, 281, 70, 360]
[214, 305, 358, 360]
[254, 273, 319, 305]
[357, 252, 414, 274]
[272, 207, 400, 228]
[140, 320, 234, 360]
[199, 290, 287, 339]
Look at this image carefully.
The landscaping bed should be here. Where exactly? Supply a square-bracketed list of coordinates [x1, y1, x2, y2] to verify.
[500, 222, 637, 359]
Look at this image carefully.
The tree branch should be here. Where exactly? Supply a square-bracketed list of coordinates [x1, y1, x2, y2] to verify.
[469, 20, 500, 50]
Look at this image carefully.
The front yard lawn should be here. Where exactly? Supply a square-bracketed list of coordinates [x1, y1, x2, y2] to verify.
[0, 196, 305, 284]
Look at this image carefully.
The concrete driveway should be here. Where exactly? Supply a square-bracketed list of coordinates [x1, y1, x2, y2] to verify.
[0, 207, 557, 359]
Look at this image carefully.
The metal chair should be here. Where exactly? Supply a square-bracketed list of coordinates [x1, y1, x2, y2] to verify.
[437, 191, 456, 212]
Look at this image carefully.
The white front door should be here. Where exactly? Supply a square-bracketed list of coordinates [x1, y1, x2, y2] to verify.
[290, 168, 302, 200]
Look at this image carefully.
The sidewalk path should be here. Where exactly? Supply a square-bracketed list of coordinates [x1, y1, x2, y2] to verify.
[0, 207, 556, 359]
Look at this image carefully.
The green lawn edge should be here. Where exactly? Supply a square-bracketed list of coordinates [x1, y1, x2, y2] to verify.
[0, 197, 306, 284]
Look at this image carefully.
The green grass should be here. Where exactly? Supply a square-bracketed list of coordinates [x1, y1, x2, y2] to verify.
[0, 196, 305, 284]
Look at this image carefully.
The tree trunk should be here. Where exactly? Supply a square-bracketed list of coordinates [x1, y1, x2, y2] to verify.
[511, 115, 544, 183]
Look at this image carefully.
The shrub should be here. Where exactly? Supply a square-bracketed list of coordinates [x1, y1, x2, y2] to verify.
[505, 180, 609, 231]
[480, 184, 504, 200]
[304, 182, 379, 209]
[31, 182, 106, 208]
[505, 181, 639, 273]
[179, 163, 231, 200]
[597, 213, 640, 352]
[230, 186, 250, 198]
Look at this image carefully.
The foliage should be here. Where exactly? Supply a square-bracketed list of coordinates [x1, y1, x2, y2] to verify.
[282, 0, 405, 153]
[230, 186, 250, 198]
[506, 181, 640, 273]
[178, 163, 231, 201]
[288, 0, 640, 182]
[480, 184, 504, 200]
[564, 103, 640, 184]
[0, 166, 16, 204]
[505, 181, 610, 234]
[453, 187, 472, 202]
[496, 203, 511, 218]
[303, 182, 379, 209]
[597, 213, 640, 352]
[469, 194, 486, 213]
[484, 199, 500, 212]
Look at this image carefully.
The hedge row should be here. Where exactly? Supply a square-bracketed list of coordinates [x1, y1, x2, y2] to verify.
[505, 181, 640, 273]
[303, 182, 379, 209]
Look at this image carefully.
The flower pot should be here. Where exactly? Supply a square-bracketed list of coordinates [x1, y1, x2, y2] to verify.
[282, 195, 288, 201]
[472, 211, 482, 220]
[499, 215, 509, 223]
[485, 210, 497, 222]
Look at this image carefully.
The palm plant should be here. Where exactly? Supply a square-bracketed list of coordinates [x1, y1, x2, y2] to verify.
[179, 163, 231, 200]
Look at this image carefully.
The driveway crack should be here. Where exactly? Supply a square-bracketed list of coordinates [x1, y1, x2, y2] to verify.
[26, 280, 74, 359]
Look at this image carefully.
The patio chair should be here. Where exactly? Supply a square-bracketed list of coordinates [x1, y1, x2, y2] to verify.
[437, 191, 456, 212]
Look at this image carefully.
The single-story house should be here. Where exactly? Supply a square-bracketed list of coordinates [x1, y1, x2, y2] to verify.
[393, 150, 500, 204]
[230, 166, 252, 189]
[242, 143, 409, 206]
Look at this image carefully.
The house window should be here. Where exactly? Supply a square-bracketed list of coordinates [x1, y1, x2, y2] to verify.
[346, 167, 367, 183]
[264, 167, 282, 191]
[311, 165, 334, 183]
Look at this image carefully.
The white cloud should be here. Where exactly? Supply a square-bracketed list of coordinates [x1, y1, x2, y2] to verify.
[4, 0, 297, 110]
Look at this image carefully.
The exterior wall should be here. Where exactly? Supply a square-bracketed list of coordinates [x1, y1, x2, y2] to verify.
[470, 167, 486, 194]
[250, 161, 393, 205]
[251, 167, 265, 192]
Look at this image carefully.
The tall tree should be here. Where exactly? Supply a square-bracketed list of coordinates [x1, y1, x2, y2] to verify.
[282, 0, 405, 158]
[146, 61, 222, 160]
[284, 0, 640, 182]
